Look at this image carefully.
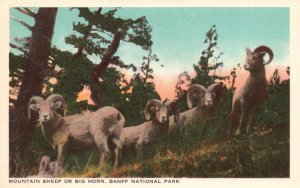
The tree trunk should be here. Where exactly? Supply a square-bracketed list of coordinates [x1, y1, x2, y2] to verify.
[90, 29, 122, 107]
[9, 8, 58, 177]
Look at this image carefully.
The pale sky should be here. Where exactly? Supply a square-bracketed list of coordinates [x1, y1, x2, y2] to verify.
[10, 7, 289, 99]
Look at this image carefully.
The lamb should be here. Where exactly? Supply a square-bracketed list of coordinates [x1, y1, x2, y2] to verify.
[27, 155, 55, 178]
[119, 99, 180, 158]
[169, 83, 224, 129]
[28, 94, 125, 177]
[228, 45, 274, 136]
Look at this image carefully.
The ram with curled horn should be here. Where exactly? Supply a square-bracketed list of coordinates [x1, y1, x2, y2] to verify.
[169, 82, 225, 129]
[118, 99, 180, 159]
[228, 45, 274, 137]
[28, 94, 125, 177]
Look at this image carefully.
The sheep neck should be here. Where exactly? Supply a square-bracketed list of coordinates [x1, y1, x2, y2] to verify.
[247, 66, 268, 87]
[151, 119, 169, 136]
[242, 66, 268, 103]
[40, 112, 62, 148]
[197, 104, 214, 112]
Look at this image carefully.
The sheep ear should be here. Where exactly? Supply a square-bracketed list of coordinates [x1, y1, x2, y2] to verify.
[166, 100, 180, 123]
[187, 84, 206, 109]
[145, 110, 152, 121]
[144, 99, 162, 120]
[29, 104, 39, 111]
[28, 104, 39, 120]
[53, 101, 63, 109]
[144, 105, 154, 120]
[46, 94, 65, 110]
[209, 83, 226, 105]
[28, 96, 44, 119]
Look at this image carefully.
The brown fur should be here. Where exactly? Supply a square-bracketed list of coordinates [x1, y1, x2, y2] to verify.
[28, 94, 125, 177]
[119, 99, 180, 159]
[169, 83, 225, 130]
[228, 46, 273, 136]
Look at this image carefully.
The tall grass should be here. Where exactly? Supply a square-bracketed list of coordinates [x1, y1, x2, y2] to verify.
[109, 115, 289, 177]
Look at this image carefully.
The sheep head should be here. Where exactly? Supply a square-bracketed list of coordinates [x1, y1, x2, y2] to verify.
[144, 99, 180, 123]
[244, 45, 274, 73]
[28, 94, 65, 123]
[187, 83, 224, 109]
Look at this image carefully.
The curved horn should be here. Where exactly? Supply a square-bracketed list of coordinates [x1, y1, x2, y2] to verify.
[144, 99, 163, 120]
[28, 96, 44, 120]
[208, 83, 226, 105]
[207, 83, 220, 92]
[46, 94, 66, 110]
[187, 84, 207, 109]
[165, 100, 180, 123]
[254, 45, 274, 65]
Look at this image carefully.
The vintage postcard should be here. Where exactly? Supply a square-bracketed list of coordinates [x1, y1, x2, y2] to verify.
[1, 0, 300, 188]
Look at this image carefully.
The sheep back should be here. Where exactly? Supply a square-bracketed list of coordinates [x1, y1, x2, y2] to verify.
[52, 106, 125, 149]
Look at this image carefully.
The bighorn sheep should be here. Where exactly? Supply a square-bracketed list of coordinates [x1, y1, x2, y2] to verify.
[27, 155, 55, 178]
[228, 45, 274, 136]
[28, 94, 125, 177]
[169, 83, 224, 129]
[119, 99, 180, 158]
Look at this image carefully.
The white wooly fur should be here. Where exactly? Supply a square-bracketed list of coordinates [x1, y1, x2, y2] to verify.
[119, 99, 180, 157]
[169, 83, 225, 130]
[28, 94, 125, 177]
[228, 45, 274, 136]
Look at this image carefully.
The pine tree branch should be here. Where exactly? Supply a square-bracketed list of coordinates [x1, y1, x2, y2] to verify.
[96, 8, 102, 15]
[11, 16, 33, 31]
[23, 8, 36, 17]
[92, 29, 122, 82]
[91, 29, 114, 38]
[10, 43, 28, 55]
[14, 7, 36, 17]
[74, 7, 102, 58]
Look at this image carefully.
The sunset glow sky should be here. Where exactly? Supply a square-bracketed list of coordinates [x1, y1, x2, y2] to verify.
[10, 7, 289, 101]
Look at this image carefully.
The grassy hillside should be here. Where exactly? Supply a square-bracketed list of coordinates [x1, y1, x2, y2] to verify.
[109, 121, 289, 177]
[60, 116, 288, 178]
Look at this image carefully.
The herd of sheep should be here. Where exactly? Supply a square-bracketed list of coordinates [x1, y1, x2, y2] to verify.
[27, 45, 274, 177]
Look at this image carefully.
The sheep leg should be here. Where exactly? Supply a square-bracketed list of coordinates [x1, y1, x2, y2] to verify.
[53, 144, 67, 177]
[235, 104, 250, 136]
[246, 106, 258, 133]
[94, 135, 109, 169]
[228, 101, 241, 137]
[111, 138, 121, 167]
[136, 141, 145, 160]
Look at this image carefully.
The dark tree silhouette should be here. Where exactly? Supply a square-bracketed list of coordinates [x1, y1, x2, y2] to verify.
[10, 8, 58, 177]
[65, 8, 153, 107]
